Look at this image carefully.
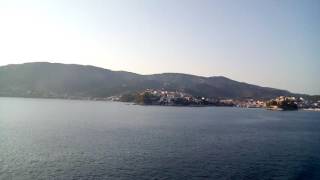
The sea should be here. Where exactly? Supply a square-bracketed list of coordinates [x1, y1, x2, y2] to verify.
[0, 97, 320, 180]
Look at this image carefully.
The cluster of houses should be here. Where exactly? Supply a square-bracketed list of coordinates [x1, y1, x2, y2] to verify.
[266, 96, 298, 110]
[113, 89, 320, 111]
[231, 99, 265, 108]
[117, 89, 266, 107]
[295, 97, 320, 109]
[135, 89, 217, 106]
[265, 96, 320, 111]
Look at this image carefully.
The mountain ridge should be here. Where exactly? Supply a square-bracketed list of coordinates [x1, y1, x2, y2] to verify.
[0, 62, 316, 100]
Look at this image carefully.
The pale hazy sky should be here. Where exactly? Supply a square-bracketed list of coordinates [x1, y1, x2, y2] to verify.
[0, 0, 319, 94]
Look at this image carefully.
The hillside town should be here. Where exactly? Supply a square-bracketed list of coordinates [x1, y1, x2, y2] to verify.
[115, 89, 320, 111]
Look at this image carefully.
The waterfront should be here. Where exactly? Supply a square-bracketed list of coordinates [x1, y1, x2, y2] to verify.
[0, 97, 320, 179]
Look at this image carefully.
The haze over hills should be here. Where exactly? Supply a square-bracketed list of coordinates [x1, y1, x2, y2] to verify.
[0, 62, 315, 100]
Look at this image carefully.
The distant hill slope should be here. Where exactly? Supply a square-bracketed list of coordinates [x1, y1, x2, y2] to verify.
[0, 62, 304, 99]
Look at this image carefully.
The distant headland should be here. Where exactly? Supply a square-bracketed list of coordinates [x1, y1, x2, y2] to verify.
[0, 62, 319, 110]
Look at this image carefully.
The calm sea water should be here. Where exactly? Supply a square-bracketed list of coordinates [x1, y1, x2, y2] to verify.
[0, 98, 320, 180]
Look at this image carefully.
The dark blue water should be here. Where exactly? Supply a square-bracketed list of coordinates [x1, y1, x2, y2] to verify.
[0, 98, 320, 180]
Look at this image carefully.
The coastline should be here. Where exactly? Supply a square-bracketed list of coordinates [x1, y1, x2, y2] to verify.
[1, 96, 320, 112]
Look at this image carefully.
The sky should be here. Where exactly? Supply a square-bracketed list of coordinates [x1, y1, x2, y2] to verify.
[0, 0, 319, 95]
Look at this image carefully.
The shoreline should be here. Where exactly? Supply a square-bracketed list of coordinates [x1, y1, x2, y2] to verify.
[1, 96, 320, 112]
[303, 108, 320, 112]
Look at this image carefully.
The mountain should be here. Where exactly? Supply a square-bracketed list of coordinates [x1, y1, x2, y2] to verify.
[0, 62, 308, 100]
